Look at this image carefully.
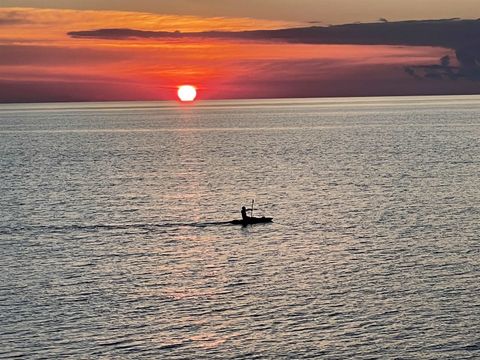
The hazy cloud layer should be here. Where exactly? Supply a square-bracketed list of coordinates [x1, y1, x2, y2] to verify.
[0, 9, 29, 25]
[3, 0, 480, 24]
[69, 19, 480, 81]
[405, 47, 480, 81]
[68, 18, 480, 48]
[0, 45, 130, 66]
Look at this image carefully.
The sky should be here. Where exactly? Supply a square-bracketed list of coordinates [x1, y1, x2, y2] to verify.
[1, 1, 480, 102]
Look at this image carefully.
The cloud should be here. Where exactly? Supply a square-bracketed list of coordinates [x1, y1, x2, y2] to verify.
[2, 11, 480, 102]
[0, 45, 131, 66]
[69, 18, 480, 81]
[456, 46, 480, 80]
[0, 7, 294, 32]
[405, 47, 480, 81]
[68, 18, 480, 48]
[404, 66, 421, 80]
[0, 9, 29, 25]
[69, 28, 181, 40]
[0, 78, 161, 103]
[213, 59, 480, 99]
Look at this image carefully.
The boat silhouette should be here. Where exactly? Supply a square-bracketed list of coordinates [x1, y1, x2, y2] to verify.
[230, 216, 273, 225]
[231, 200, 272, 225]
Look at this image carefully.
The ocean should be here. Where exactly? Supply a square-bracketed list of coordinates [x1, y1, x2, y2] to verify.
[1, 96, 479, 358]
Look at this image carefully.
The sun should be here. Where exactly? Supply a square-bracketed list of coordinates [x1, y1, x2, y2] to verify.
[177, 85, 197, 102]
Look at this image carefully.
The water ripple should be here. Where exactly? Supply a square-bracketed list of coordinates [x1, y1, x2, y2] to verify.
[1, 97, 479, 358]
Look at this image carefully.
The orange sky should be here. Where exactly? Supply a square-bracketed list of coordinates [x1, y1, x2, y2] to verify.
[3, 0, 480, 23]
[0, 7, 478, 102]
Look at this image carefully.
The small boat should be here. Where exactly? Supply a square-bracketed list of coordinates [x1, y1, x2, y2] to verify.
[230, 216, 273, 225]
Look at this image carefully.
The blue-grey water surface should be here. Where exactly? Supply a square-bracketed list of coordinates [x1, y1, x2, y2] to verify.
[1, 96, 479, 358]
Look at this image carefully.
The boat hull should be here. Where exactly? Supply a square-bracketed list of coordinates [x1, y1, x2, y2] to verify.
[230, 217, 273, 225]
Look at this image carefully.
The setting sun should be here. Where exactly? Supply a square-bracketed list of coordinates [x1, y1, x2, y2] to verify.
[177, 85, 197, 102]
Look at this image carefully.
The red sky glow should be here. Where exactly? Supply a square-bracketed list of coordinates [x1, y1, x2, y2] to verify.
[1, 6, 479, 102]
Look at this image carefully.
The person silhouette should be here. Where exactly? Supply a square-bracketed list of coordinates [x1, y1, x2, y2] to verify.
[241, 206, 251, 220]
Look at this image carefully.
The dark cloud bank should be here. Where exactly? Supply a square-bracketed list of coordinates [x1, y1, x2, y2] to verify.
[69, 18, 480, 81]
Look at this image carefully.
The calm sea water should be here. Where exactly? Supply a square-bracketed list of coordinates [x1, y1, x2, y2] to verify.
[1, 96, 479, 359]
